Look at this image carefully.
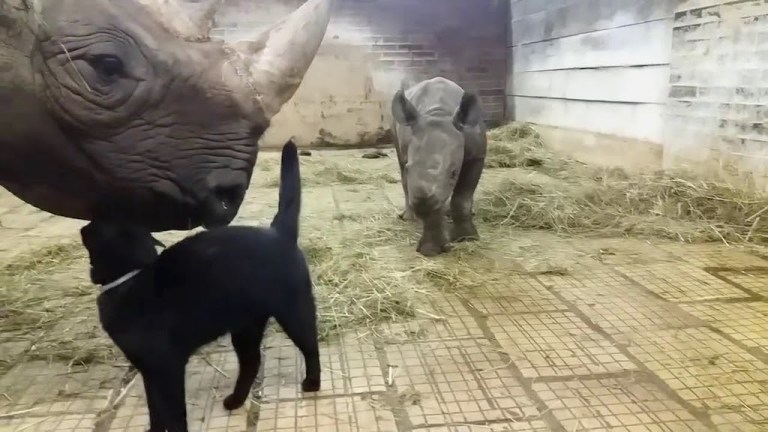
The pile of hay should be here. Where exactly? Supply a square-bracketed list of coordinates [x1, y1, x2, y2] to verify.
[479, 122, 768, 244]
[301, 220, 436, 340]
[0, 220, 437, 367]
[0, 242, 118, 369]
[257, 156, 399, 188]
[485, 122, 547, 169]
[4, 124, 768, 367]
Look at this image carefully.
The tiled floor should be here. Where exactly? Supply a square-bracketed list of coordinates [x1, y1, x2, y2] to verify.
[1, 149, 768, 431]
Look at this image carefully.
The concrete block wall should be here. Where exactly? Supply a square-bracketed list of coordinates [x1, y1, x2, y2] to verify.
[208, 0, 508, 148]
[506, 0, 768, 188]
[507, 0, 677, 170]
[664, 0, 768, 188]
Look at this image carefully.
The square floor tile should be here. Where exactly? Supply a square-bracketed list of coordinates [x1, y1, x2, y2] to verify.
[0, 413, 96, 432]
[259, 333, 385, 401]
[628, 328, 768, 410]
[716, 269, 768, 297]
[254, 395, 396, 432]
[616, 263, 750, 302]
[661, 244, 768, 268]
[536, 267, 633, 303]
[710, 404, 768, 431]
[375, 314, 485, 343]
[0, 362, 117, 415]
[533, 378, 707, 431]
[681, 302, 768, 354]
[576, 238, 681, 266]
[384, 339, 539, 427]
[538, 269, 705, 336]
[110, 355, 245, 432]
[414, 421, 551, 431]
[452, 276, 568, 315]
[488, 312, 638, 378]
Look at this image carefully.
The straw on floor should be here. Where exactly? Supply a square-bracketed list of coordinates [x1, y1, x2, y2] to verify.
[2, 121, 768, 369]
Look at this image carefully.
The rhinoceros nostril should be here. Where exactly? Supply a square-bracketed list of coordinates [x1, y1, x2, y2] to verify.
[205, 171, 247, 204]
[212, 184, 244, 210]
[199, 171, 249, 228]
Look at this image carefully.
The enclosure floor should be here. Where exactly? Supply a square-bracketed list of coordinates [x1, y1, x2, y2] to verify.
[2, 149, 768, 431]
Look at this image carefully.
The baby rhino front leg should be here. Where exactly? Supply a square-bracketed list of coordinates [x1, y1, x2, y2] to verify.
[450, 160, 483, 243]
[417, 211, 451, 257]
[450, 201, 478, 242]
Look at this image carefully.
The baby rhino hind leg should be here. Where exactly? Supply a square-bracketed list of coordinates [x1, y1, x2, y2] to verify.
[223, 317, 270, 411]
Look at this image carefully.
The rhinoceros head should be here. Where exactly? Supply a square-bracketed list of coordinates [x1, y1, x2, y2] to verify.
[392, 87, 483, 218]
[0, 0, 331, 230]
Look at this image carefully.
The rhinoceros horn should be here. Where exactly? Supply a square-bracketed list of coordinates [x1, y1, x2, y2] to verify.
[231, 0, 334, 119]
[142, 0, 334, 119]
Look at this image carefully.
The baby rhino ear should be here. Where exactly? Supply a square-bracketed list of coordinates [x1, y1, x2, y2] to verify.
[452, 92, 483, 131]
[391, 90, 419, 126]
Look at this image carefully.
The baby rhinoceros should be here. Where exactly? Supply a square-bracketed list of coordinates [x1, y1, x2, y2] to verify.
[391, 77, 487, 256]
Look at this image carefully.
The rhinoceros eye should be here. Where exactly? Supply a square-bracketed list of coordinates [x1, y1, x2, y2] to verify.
[87, 54, 125, 80]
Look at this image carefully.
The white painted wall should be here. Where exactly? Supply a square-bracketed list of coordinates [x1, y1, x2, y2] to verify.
[663, 0, 768, 189]
[507, 0, 677, 145]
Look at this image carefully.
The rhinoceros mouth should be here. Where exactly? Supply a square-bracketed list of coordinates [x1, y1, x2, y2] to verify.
[193, 180, 247, 229]
[91, 184, 245, 231]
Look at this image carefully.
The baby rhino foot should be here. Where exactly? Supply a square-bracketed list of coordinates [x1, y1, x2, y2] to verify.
[223, 393, 247, 411]
[399, 208, 415, 221]
[451, 221, 479, 243]
[302, 377, 321, 392]
[417, 237, 453, 257]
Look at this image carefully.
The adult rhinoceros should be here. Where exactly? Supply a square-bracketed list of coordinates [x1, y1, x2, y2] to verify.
[0, 0, 332, 231]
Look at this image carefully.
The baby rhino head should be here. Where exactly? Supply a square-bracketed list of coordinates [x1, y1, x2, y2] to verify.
[392, 90, 482, 218]
[80, 221, 164, 286]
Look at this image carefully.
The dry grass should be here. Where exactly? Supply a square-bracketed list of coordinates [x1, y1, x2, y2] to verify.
[0, 242, 118, 369]
[478, 122, 768, 245]
[3, 123, 768, 369]
[485, 122, 547, 169]
[301, 220, 436, 340]
[257, 155, 399, 188]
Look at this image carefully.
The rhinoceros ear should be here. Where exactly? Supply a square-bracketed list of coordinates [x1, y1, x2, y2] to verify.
[453, 92, 483, 131]
[4, 0, 42, 33]
[233, 0, 334, 120]
[392, 90, 419, 127]
[137, 0, 224, 41]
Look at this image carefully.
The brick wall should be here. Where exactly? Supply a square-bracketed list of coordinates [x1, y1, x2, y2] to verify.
[664, 0, 768, 188]
[207, 0, 508, 147]
[335, 0, 508, 122]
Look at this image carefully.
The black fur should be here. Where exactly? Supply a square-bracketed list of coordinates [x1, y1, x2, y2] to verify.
[80, 140, 319, 432]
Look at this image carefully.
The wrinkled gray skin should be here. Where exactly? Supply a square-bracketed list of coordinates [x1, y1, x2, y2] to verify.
[391, 77, 487, 257]
[0, 0, 331, 231]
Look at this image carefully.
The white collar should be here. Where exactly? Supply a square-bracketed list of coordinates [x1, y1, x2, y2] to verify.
[101, 269, 141, 293]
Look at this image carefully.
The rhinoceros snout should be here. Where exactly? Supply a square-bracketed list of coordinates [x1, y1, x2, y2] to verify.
[411, 195, 441, 219]
[198, 170, 249, 228]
